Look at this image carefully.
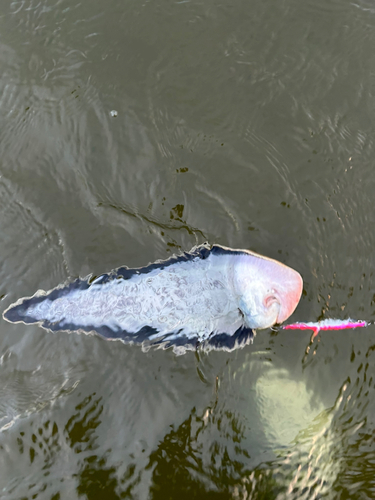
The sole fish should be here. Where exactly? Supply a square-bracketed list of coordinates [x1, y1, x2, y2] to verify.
[3, 244, 303, 354]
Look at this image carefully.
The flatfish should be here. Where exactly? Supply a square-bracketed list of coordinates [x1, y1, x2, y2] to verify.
[3, 244, 303, 353]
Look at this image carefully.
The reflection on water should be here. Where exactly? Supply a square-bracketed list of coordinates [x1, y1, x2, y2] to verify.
[1, 0, 375, 496]
[0, 334, 374, 498]
[255, 368, 326, 448]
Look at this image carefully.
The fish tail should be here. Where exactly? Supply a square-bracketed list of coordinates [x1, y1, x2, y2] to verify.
[2, 277, 90, 325]
[3, 297, 37, 324]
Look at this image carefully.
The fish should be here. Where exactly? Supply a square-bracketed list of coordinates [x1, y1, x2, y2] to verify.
[2, 244, 303, 353]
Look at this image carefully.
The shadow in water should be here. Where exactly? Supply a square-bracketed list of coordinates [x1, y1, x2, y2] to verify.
[145, 408, 277, 500]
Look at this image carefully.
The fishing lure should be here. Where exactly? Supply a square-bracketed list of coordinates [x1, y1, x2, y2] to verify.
[3, 244, 303, 353]
[283, 318, 367, 338]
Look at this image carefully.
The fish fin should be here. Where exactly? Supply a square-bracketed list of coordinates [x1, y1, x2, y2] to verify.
[32, 316, 198, 354]
[204, 327, 254, 351]
[2, 278, 90, 325]
[114, 243, 212, 280]
[93, 327, 200, 354]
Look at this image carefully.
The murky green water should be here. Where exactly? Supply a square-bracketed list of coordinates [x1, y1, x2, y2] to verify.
[1, 0, 375, 497]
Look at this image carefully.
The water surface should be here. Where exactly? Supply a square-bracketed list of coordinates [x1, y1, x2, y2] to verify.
[1, 0, 375, 497]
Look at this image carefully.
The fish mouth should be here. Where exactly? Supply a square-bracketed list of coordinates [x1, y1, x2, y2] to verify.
[264, 293, 281, 318]
[264, 294, 280, 310]
[245, 296, 280, 330]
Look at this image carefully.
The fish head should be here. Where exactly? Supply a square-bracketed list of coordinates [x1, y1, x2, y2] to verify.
[233, 251, 303, 330]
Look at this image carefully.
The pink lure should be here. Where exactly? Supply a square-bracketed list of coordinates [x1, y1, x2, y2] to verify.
[283, 318, 367, 338]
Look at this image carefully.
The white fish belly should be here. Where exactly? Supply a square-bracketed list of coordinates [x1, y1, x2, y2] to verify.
[24, 254, 244, 340]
